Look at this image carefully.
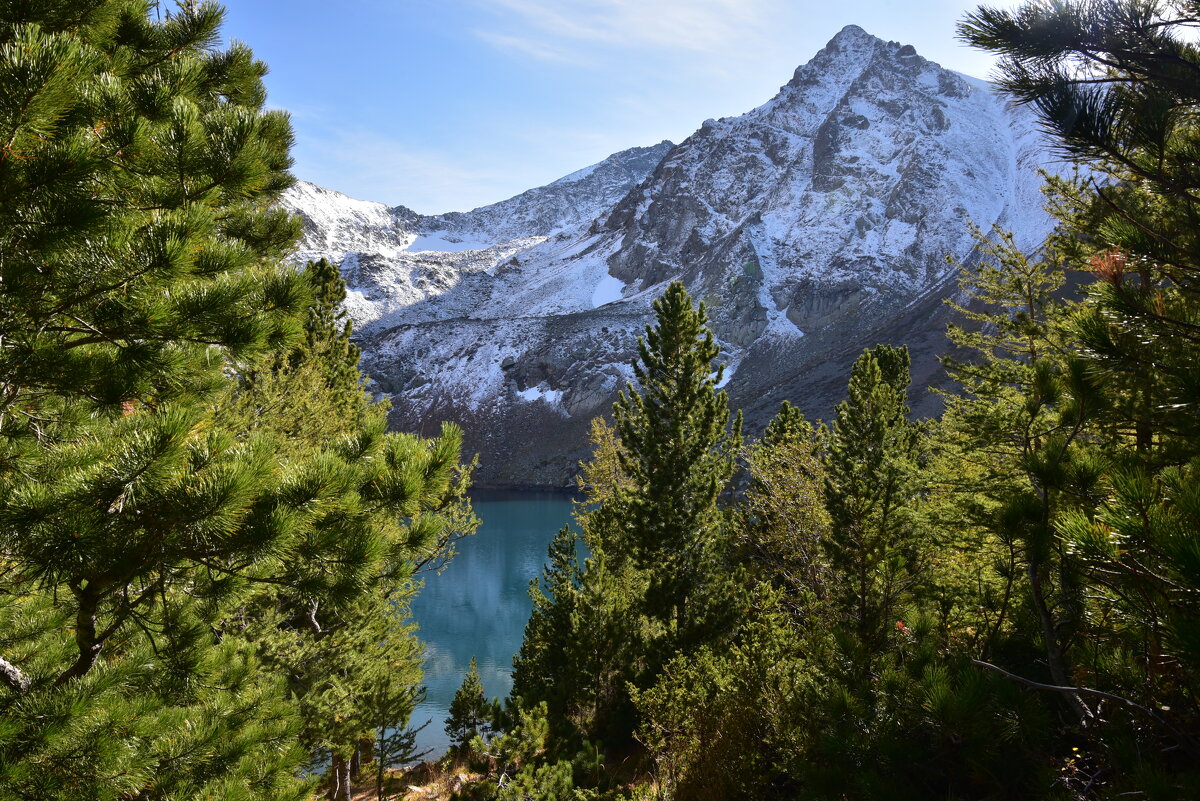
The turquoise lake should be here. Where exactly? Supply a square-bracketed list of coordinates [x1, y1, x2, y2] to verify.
[408, 491, 574, 759]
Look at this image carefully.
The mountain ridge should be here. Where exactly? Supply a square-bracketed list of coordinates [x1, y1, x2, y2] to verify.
[281, 25, 1065, 487]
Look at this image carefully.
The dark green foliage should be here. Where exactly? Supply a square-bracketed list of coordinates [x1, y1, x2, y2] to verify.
[614, 282, 740, 559]
[372, 687, 424, 801]
[16, 1, 1200, 799]
[495, 7, 1200, 799]
[446, 657, 498, 755]
[509, 282, 743, 756]
[959, 3, 1200, 792]
[605, 278, 743, 669]
[612, 281, 743, 638]
[760, 399, 810, 447]
[509, 525, 591, 740]
[0, 3, 475, 798]
[222, 257, 371, 451]
[221, 257, 477, 797]
[510, 422, 647, 750]
[936, 225, 1098, 719]
[633, 590, 808, 801]
[961, 0, 1200, 453]
[786, 648, 1062, 801]
[290, 255, 365, 415]
[452, 702, 604, 801]
[739, 401, 830, 611]
[0, 4, 314, 795]
[0, 2, 302, 416]
[635, 334, 1071, 801]
[822, 345, 923, 679]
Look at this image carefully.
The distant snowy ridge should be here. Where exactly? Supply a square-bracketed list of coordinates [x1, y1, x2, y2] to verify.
[281, 25, 1066, 488]
[283, 141, 673, 330]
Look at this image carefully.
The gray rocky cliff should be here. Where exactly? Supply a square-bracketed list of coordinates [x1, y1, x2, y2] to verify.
[281, 25, 1063, 488]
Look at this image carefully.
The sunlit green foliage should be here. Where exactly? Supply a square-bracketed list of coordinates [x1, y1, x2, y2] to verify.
[0, 4, 474, 799]
[509, 283, 743, 762]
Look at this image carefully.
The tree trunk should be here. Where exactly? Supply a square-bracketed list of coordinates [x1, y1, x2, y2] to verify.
[0, 656, 30, 693]
[376, 725, 385, 801]
[1026, 561, 1090, 723]
[328, 752, 352, 801]
[53, 585, 103, 687]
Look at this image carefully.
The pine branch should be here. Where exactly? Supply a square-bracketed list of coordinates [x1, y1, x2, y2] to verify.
[0, 656, 31, 693]
[969, 658, 1192, 748]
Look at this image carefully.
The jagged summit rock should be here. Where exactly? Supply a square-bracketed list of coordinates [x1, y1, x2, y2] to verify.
[281, 27, 1063, 488]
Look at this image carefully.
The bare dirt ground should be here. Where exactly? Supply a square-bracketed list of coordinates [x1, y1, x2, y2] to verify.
[343, 760, 481, 801]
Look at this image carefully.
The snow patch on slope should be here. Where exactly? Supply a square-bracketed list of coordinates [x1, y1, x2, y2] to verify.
[406, 233, 496, 253]
[516, 384, 565, 407]
[591, 273, 625, 308]
[281, 22, 1067, 477]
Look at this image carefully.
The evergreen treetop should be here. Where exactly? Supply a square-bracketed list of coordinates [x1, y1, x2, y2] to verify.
[822, 345, 923, 679]
[446, 656, 498, 755]
[613, 280, 741, 578]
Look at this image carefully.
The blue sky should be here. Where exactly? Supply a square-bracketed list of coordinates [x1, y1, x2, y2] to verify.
[220, 0, 1014, 214]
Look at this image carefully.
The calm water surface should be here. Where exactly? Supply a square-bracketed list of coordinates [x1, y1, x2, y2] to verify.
[408, 491, 573, 759]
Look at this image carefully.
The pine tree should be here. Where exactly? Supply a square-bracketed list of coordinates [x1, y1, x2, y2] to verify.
[935, 224, 1101, 722]
[740, 401, 831, 610]
[0, 3, 475, 797]
[221, 258, 371, 452]
[961, 3, 1200, 787]
[632, 590, 805, 801]
[613, 281, 742, 636]
[510, 282, 742, 753]
[0, 0, 302, 687]
[446, 657, 498, 755]
[0, 3, 313, 794]
[822, 345, 923, 682]
[220, 256, 477, 799]
[960, 2, 1200, 453]
[510, 524, 587, 739]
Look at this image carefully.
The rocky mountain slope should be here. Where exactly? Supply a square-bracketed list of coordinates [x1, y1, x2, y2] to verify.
[281, 25, 1063, 488]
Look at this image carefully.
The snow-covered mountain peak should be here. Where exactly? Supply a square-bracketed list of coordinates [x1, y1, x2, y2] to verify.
[282, 26, 1065, 487]
[816, 23, 880, 59]
[775, 25, 969, 118]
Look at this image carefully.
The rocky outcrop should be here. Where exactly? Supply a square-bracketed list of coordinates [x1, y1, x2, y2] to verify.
[281, 25, 1062, 488]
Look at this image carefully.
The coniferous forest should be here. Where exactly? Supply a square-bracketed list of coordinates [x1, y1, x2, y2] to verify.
[2, 2, 1200, 800]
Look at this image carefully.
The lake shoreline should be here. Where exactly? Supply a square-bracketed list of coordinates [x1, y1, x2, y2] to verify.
[468, 482, 577, 496]
[409, 492, 576, 759]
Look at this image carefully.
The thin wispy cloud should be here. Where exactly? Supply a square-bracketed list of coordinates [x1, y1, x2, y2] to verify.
[242, 0, 1013, 210]
[473, 30, 587, 65]
[293, 128, 541, 213]
[475, 0, 785, 61]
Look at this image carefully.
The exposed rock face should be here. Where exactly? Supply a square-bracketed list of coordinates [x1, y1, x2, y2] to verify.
[281, 25, 1062, 488]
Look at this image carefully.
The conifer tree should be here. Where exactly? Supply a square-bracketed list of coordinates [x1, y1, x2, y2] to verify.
[0, 3, 311, 794]
[220, 256, 476, 798]
[935, 225, 1101, 721]
[613, 281, 742, 636]
[0, 3, 475, 797]
[740, 401, 830, 609]
[511, 282, 742, 752]
[221, 258, 371, 450]
[510, 419, 643, 748]
[822, 345, 922, 681]
[446, 657, 498, 755]
[960, 1, 1200, 787]
[510, 524, 587, 736]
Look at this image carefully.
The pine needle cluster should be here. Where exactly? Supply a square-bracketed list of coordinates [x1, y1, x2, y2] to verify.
[0, 4, 476, 799]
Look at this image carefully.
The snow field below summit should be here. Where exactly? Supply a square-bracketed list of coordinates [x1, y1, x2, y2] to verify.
[591, 273, 625, 308]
